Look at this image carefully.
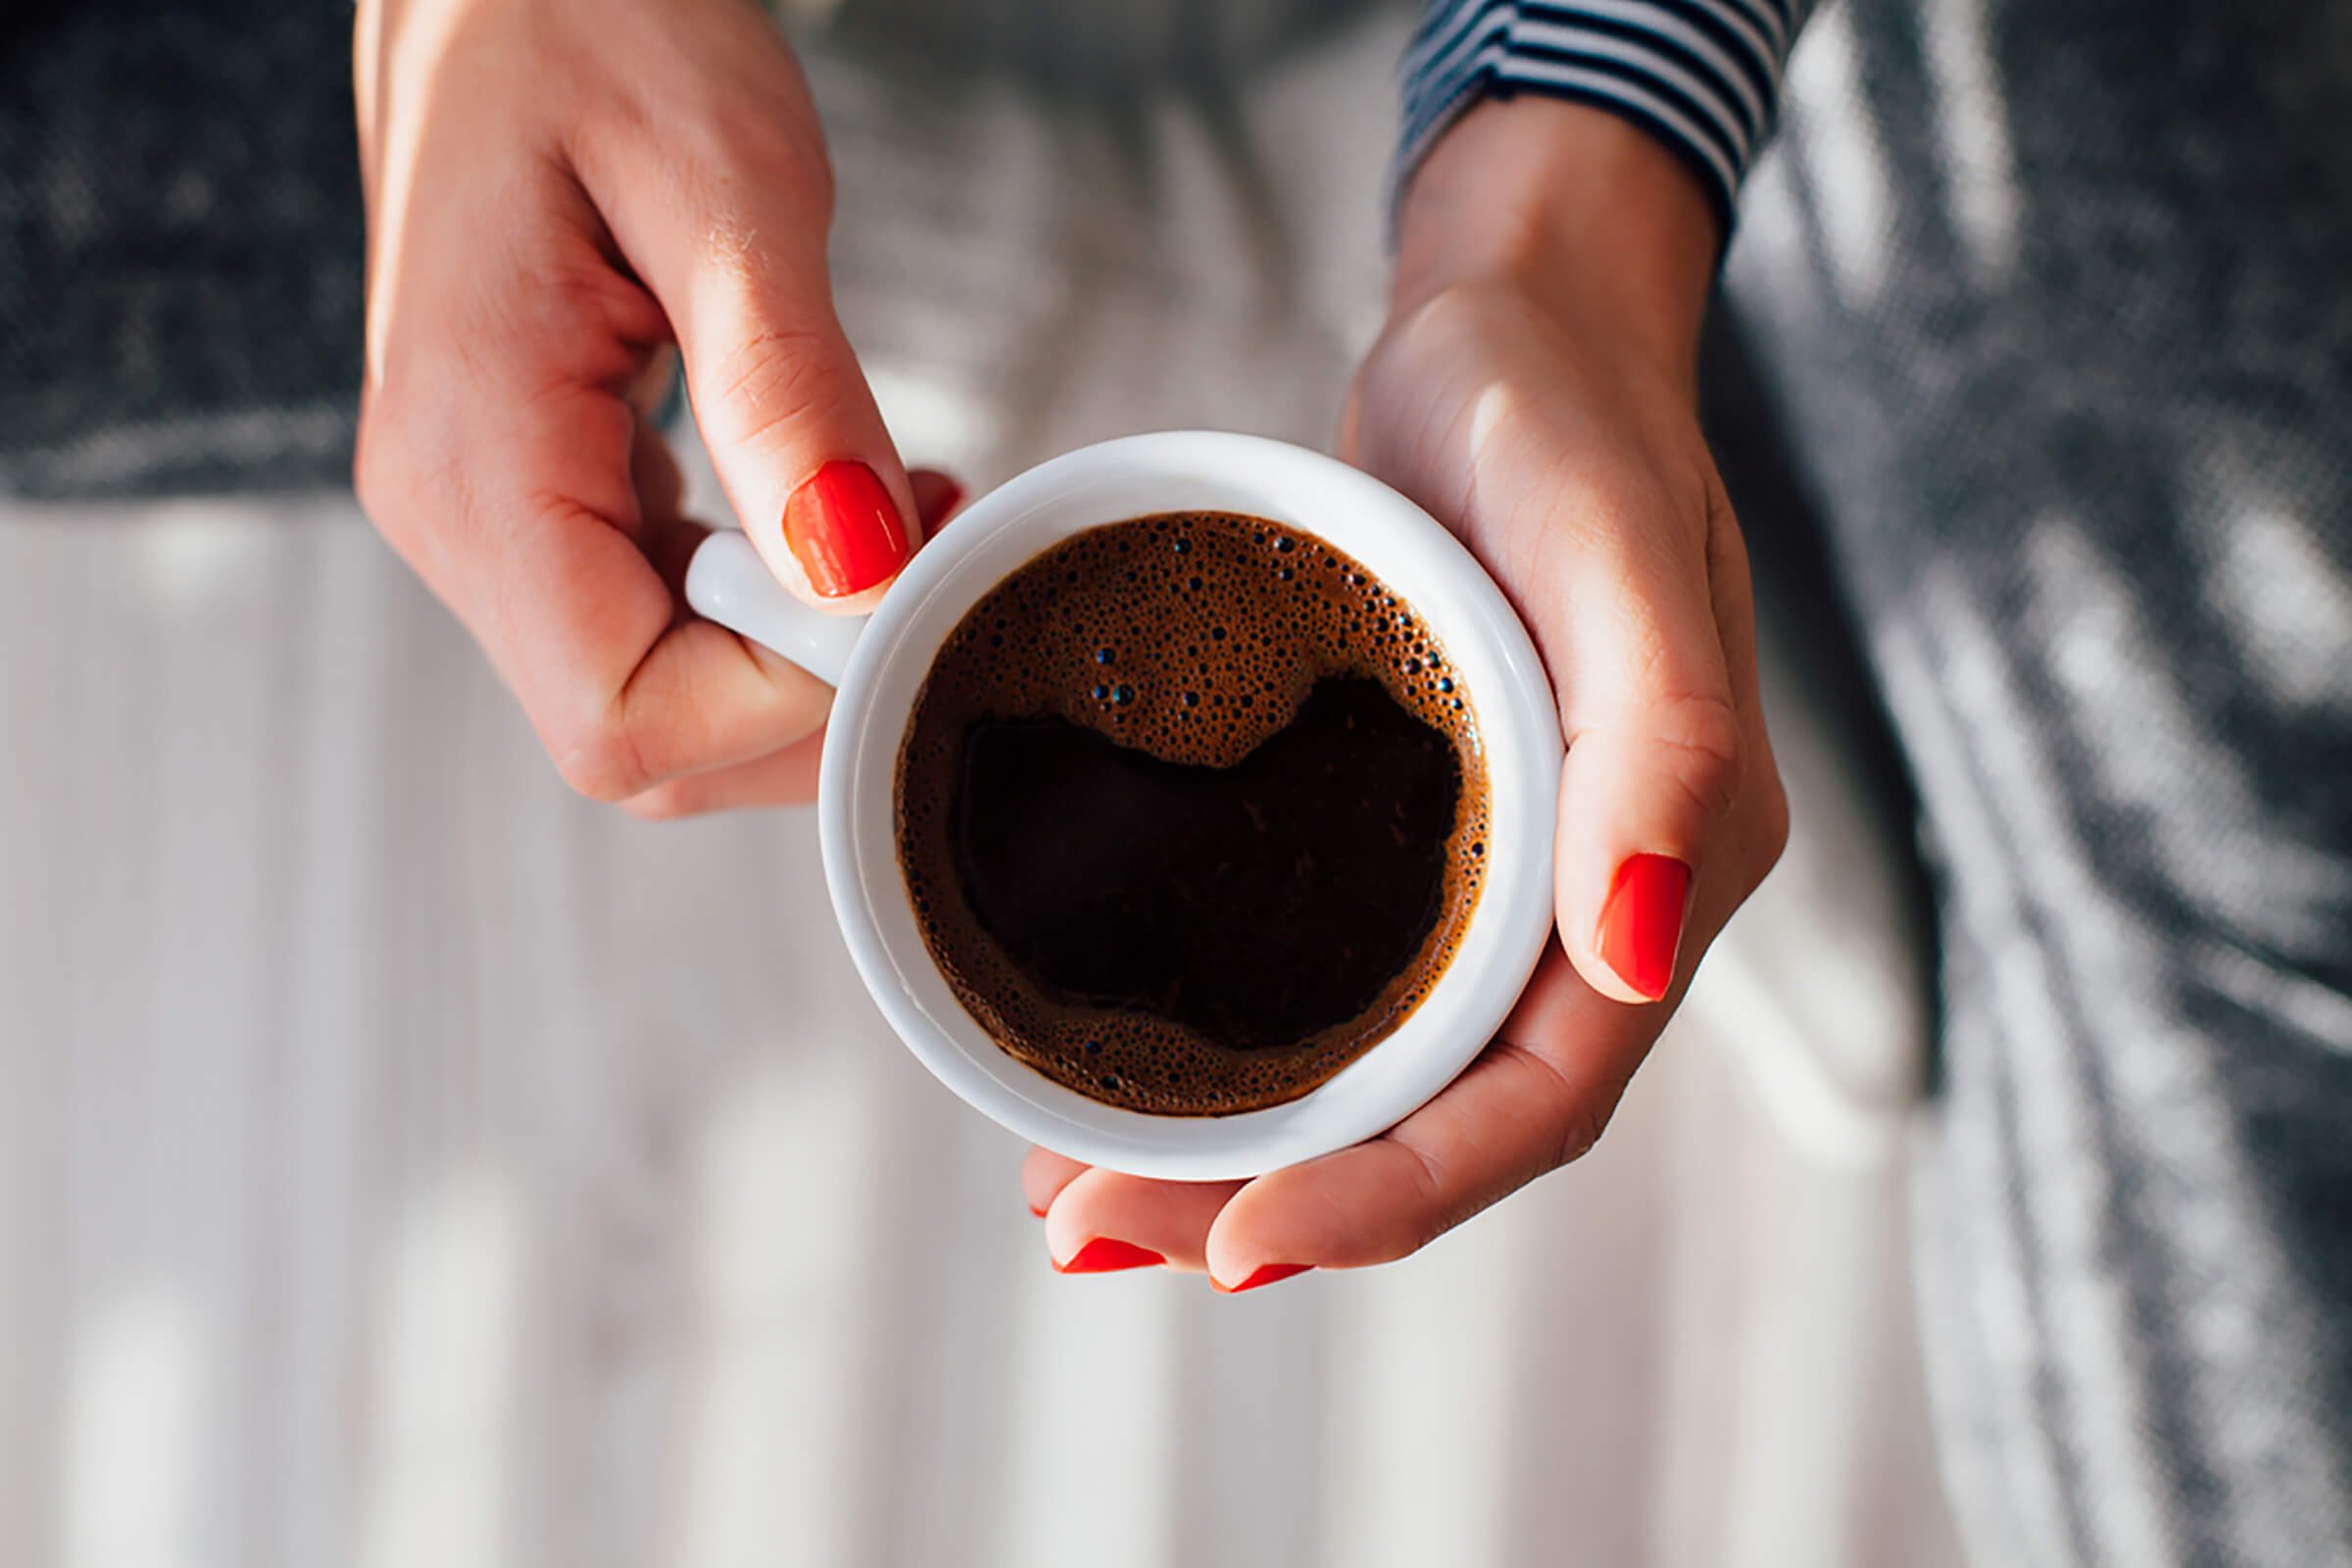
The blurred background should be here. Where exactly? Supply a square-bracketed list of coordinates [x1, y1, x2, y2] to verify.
[0, 1, 1973, 1563]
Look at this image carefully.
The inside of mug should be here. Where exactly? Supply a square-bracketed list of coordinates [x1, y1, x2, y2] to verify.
[818, 433, 1561, 1179]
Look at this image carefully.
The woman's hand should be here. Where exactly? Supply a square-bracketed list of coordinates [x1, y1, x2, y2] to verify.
[354, 0, 952, 816]
[1023, 100, 1788, 1288]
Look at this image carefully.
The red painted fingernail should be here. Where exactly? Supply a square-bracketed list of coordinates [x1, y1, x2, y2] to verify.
[932, 479, 965, 518]
[1055, 1238, 1163, 1275]
[1597, 854, 1691, 1002]
[1215, 1263, 1312, 1295]
[783, 460, 907, 598]
[1027, 1201, 1049, 1218]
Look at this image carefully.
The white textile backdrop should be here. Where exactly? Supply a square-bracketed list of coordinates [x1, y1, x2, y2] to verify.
[0, 8, 1963, 1564]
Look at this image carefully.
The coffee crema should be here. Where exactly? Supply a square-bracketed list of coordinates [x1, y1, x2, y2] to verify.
[895, 512, 1489, 1115]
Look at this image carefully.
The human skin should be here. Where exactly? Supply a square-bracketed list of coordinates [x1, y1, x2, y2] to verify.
[353, 0, 958, 819]
[353, 0, 1787, 1285]
[1028, 101, 1788, 1289]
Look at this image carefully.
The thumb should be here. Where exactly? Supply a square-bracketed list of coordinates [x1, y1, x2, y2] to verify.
[1548, 490, 1745, 1006]
[598, 153, 916, 612]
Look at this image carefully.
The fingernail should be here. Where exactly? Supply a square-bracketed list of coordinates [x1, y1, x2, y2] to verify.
[1054, 1238, 1163, 1275]
[1027, 1201, 1049, 1218]
[933, 479, 965, 518]
[783, 460, 907, 598]
[1214, 1263, 1312, 1295]
[1597, 854, 1691, 1002]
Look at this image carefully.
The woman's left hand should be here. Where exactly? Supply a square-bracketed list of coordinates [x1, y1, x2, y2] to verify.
[1018, 99, 1789, 1289]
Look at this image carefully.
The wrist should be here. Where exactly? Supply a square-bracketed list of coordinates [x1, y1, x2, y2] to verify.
[1393, 98, 1720, 384]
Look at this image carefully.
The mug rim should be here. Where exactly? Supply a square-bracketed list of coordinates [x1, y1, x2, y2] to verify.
[817, 431, 1562, 1180]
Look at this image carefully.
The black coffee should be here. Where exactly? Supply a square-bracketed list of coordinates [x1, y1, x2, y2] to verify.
[896, 512, 1488, 1115]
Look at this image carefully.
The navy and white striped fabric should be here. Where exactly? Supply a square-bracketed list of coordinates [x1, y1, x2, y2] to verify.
[1399, 0, 1810, 233]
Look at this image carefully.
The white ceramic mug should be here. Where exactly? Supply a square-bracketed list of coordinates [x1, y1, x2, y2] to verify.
[685, 431, 1562, 1180]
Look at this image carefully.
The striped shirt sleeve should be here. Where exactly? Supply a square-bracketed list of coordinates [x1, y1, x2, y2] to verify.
[1398, 0, 1810, 236]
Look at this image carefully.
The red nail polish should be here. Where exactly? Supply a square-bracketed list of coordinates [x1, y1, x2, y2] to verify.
[1215, 1263, 1312, 1295]
[1597, 854, 1691, 1002]
[1028, 1201, 1049, 1218]
[1055, 1238, 1163, 1275]
[783, 460, 907, 598]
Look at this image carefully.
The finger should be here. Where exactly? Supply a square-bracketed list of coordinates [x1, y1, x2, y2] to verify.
[1695, 486, 1788, 890]
[356, 183, 840, 804]
[906, 466, 967, 531]
[1208, 810, 1781, 1288]
[1534, 468, 1746, 1005]
[582, 116, 918, 614]
[1348, 315, 1750, 1005]
[619, 726, 827, 818]
[1044, 1168, 1246, 1275]
[1204, 950, 1620, 1285]
[614, 463, 965, 819]
[1021, 1148, 1091, 1218]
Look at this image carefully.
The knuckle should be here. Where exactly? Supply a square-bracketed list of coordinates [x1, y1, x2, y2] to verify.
[528, 243, 656, 345]
[1358, 1141, 1454, 1266]
[350, 400, 456, 577]
[715, 109, 835, 218]
[579, 23, 834, 214]
[1498, 1041, 1615, 1174]
[353, 380, 473, 540]
[548, 715, 652, 804]
[705, 324, 850, 451]
[1551, 1096, 1617, 1171]
[1650, 692, 1746, 821]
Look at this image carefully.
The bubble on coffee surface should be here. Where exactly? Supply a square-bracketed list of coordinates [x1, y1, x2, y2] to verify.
[896, 511, 1490, 1116]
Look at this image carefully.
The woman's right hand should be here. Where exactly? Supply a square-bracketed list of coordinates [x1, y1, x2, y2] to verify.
[355, 0, 944, 816]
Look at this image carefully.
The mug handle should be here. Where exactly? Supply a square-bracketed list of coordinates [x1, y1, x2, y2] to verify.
[683, 530, 867, 689]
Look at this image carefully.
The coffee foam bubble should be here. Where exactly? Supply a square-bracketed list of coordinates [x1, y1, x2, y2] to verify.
[896, 511, 1490, 1115]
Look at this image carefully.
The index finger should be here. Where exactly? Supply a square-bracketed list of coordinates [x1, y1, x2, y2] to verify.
[359, 188, 833, 801]
[1200, 947, 1642, 1289]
